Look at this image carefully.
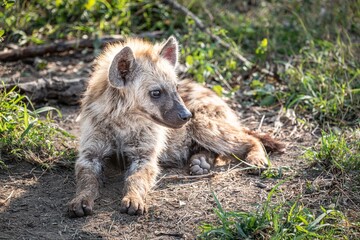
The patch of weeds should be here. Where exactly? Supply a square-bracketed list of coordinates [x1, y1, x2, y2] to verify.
[244, 78, 279, 107]
[180, 16, 241, 92]
[284, 40, 360, 125]
[0, 0, 175, 46]
[301, 130, 360, 232]
[1, 0, 359, 124]
[261, 166, 290, 179]
[302, 129, 360, 210]
[199, 182, 356, 239]
[303, 130, 360, 174]
[0, 86, 77, 169]
[184, 0, 359, 122]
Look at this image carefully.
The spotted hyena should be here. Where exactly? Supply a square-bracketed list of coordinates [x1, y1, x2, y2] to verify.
[68, 36, 284, 217]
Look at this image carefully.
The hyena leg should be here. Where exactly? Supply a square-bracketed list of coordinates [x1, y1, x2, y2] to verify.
[240, 132, 269, 167]
[120, 158, 159, 215]
[68, 155, 103, 217]
[189, 150, 216, 175]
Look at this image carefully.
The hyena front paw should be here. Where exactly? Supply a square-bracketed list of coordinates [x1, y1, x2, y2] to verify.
[189, 153, 211, 175]
[120, 194, 146, 215]
[68, 195, 94, 218]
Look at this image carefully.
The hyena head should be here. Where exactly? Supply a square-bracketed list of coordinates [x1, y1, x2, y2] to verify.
[107, 36, 192, 129]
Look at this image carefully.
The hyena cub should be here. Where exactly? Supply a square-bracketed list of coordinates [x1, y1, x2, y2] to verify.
[68, 36, 284, 217]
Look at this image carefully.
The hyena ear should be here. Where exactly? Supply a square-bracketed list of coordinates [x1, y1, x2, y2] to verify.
[108, 46, 136, 88]
[159, 36, 178, 67]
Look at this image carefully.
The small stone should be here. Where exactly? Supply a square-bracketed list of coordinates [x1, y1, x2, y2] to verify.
[328, 203, 336, 209]
[179, 200, 186, 207]
[255, 182, 267, 189]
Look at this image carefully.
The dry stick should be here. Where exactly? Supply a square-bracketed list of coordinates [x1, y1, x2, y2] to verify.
[0, 36, 123, 61]
[160, 172, 217, 181]
[289, 125, 298, 137]
[160, 162, 258, 182]
[162, 0, 278, 79]
[257, 114, 266, 131]
[335, 185, 360, 211]
[0, 190, 14, 206]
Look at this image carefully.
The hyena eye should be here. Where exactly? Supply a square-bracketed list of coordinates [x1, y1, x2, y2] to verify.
[150, 90, 161, 98]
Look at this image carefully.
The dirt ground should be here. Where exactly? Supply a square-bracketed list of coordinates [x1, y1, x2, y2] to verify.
[0, 51, 354, 239]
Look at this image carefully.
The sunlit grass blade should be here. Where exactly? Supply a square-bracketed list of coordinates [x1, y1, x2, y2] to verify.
[20, 120, 36, 140]
[34, 106, 62, 117]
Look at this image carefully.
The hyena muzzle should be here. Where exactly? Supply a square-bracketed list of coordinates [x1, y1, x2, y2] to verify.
[68, 36, 284, 217]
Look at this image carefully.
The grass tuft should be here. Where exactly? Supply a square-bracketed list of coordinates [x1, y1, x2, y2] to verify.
[1, 0, 359, 125]
[304, 130, 360, 174]
[284, 40, 360, 125]
[199, 183, 356, 239]
[0, 86, 77, 169]
[302, 130, 360, 222]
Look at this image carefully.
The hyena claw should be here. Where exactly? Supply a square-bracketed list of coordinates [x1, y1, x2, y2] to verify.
[120, 195, 146, 215]
[246, 153, 270, 169]
[68, 197, 94, 218]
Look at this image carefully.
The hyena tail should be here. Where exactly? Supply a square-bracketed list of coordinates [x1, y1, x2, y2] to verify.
[189, 118, 285, 158]
[243, 129, 286, 153]
[190, 118, 257, 157]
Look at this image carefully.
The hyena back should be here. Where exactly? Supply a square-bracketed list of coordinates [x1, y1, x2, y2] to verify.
[68, 36, 284, 217]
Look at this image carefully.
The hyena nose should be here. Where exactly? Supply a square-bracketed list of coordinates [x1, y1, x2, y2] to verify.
[178, 110, 192, 122]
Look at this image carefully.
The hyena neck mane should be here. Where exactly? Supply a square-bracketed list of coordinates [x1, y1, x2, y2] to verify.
[81, 37, 192, 129]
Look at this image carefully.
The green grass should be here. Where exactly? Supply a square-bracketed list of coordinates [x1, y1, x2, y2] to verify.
[304, 130, 360, 174]
[302, 130, 360, 216]
[199, 185, 358, 240]
[0, 0, 174, 45]
[1, 0, 359, 237]
[182, 0, 359, 125]
[200, 130, 360, 239]
[0, 86, 77, 169]
[1, 0, 359, 125]
[189, 0, 359, 124]
[284, 40, 359, 124]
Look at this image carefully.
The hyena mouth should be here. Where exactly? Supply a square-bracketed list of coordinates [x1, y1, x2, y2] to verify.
[150, 113, 191, 129]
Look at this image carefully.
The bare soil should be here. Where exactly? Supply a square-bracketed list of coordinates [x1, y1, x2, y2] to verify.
[0, 51, 357, 239]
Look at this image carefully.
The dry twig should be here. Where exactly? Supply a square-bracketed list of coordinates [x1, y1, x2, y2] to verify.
[160, 172, 217, 181]
[0, 190, 14, 206]
[1, 77, 87, 105]
[257, 115, 266, 131]
[0, 36, 123, 61]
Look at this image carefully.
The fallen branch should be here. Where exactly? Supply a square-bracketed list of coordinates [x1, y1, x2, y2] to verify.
[2, 77, 87, 105]
[0, 32, 163, 61]
[154, 232, 184, 238]
[0, 36, 123, 61]
[162, 0, 278, 79]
